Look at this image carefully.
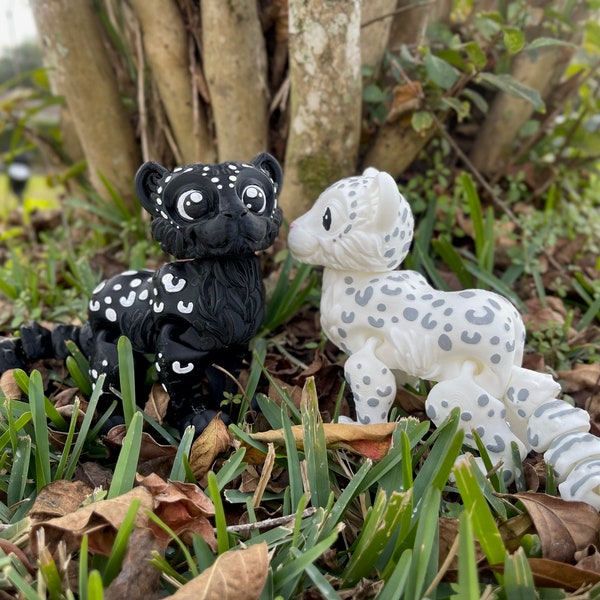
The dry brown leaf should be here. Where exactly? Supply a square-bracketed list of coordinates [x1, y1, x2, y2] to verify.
[575, 545, 600, 574]
[28, 480, 93, 522]
[491, 558, 600, 592]
[247, 421, 404, 461]
[104, 527, 164, 600]
[508, 492, 600, 563]
[0, 369, 21, 400]
[558, 363, 600, 393]
[144, 383, 170, 424]
[170, 541, 269, 600]
[136, 472, 217, 550]
[386, 81, 423, 123]
[189, 414, 234, 480]
[30, 486, 153, 556]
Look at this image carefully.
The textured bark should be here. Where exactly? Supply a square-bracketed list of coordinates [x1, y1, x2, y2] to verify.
[31, 0, 140, 211]
[470, 47, 575, 175]
[129, 0, 213, 164]
[202, 0, 269, 161]
[282, 0, 362, 221]
[362, 120, 436, 176]
[389, 0, 452, 50]
[361, 0, 397, 74]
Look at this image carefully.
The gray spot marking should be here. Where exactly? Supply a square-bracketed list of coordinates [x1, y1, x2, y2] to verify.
[459, 291, 476, 298]
[377, 386, 393, 397]
[438, 334, 452, 351]
[337, 328, 347, 338]
[466, 306, 495, 325]
[533, 400, 564, 417]
[517, 388, 529, 402]
[403, 308, 418, 321]
[432, 299, 445, 307]
[477, 394, 490, 406]
[487, 409, 495, 417]
[488, 298, 502, 310]
[355, 287, 374, 306]
[491, 354, 501, 364]
[461, 331, 482, 344]
[368, 316, 385, 328]
[343, 225, 352, 234]
[506, 340, 516, 352]
[486, 435, 506, 453]
[359, 414, 371, 424]
[422, 294, 433, 300]
[490, 336, 500, 345]
[392, 316, 399, 323]
[426, 405, 436, 419]
[444, 324, 453, 332]
[341, 311, 355, 324]
[377, 303, 386, 312]
[382, 285, 402, 296]
[384, 249, 395, 258]
[345, 287, 355, 295]
[363, 376, 371, 385]
[461, 412, 473, 421]
[421, 313, 438, 330]
[344, 276, 353, 284]
[444, 308, 453, 316]
[506, 387, 515, 401]
[367, 398, 380, 407]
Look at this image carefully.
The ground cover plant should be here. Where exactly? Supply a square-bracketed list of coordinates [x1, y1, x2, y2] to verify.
[0, 1, 599, 598]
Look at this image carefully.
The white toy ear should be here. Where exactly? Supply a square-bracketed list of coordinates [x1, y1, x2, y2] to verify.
[371, 171, 400, 231]
[362, 166, 379, 177]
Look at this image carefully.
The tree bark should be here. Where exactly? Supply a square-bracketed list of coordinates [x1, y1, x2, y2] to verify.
[202, 0, 269, 162]
[129, 0, 213, 164]
[469, 46, 575, 175]
[361, 0, 397, 75]
[31, 0, 140, 212]
[282, 0, 362, 221]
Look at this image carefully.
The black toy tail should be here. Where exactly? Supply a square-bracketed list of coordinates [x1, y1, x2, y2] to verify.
[0, 322, 93, 373]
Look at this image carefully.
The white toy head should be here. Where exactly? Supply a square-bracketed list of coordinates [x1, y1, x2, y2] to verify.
[288, 168, 414, 272]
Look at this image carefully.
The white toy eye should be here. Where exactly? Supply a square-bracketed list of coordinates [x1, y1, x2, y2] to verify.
[322, 207, 332, 231]
[176, 189, 206, 221]
[241, 184, 266, 214]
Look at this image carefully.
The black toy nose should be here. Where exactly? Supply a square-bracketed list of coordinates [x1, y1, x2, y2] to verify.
[222, 204, 249, 218]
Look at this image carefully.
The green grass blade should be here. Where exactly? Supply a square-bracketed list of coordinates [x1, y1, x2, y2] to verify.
[301, 377, 330, 509]
[376, 549, 412, 600]
[107, 411, 143, 499]
[79, 535, 89, 600]
[169, 426, 195, 482]
[282, 404, 303, 514]
[8, 436, 31, 507]
[453, 457, 506, 566]
[457, 510, 480, 600]
[207, 470, 230, 554]
[503, 547, 536, 598]
[29, 370, 51, 489]
[214, 447, 247, 491]
[103, 498, 141, 586]
[117, 336, 136, 427]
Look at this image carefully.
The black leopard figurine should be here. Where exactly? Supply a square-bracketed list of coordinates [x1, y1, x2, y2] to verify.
[0, 154, 283, 434]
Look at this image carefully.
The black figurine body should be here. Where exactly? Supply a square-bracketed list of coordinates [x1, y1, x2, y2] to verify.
[87, 153, 283, 431]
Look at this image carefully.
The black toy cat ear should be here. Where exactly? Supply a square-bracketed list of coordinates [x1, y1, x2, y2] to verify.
[135, 161, 170, 215]
[251, 153, 283, 192]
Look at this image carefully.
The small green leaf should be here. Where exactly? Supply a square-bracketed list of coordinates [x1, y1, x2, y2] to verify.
[585, 20, 600, 51]
[526, 37, 576, 51]
[463, 41, 487, 69]
[363, 83, 387, 103]
[503, 27, 525, 54]
[424, 50, 460, 90]
[411, 110, 434, 133]
[441, 97, 470, 121]
[477, 72, 544, 111]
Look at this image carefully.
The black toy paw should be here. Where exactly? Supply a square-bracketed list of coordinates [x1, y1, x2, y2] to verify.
[182, 409, 231, 437]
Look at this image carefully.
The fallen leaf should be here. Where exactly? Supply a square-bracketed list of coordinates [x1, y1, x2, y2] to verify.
[189, 414, 234, 480]
[136, 473, 217, 550]
[144, 383, 170, 424]
[507, 492, 600, 563]
[104, 527, 164, 600]
[0, 370, 21, 400]
[386, 81, 423, 123]
[558, 363, 600, 393]
[575, 545, 600, 574]
[490, 558, 600, 591]
[28, 480, 93, 522]
[170, 542, 268, 600]
[30, 486, 153, 556]
[246, 421, 409, 461]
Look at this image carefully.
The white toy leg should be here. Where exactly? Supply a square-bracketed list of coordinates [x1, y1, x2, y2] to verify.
[526, 399, 589, 453]
[559, 458, 600, 510]
[502, 366, 561, 444]
[425, 361, 526, 482]
[344, 338, 396, 424]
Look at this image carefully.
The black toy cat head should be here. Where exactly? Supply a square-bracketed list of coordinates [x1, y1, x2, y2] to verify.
[135, 153, 283, 259]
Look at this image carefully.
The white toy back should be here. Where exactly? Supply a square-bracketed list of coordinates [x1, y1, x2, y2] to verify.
[288, 168, 600, 509]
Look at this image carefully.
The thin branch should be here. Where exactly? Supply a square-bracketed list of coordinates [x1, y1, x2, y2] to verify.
[361, 1, 434, 29]
[224, 507, 318, 535]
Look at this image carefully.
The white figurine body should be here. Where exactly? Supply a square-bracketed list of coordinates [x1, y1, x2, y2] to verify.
[288, 168, 600, 508]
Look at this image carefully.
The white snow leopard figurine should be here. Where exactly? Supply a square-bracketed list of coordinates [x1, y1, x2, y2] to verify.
[288, 167, 600, 508]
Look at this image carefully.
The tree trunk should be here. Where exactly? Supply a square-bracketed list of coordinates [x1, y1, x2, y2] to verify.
[31, 0, 140, 212]
[361, 0, 397, 76]
[202, 0, 269, 162]
[282, 0, 362, 221]
[470, 46, 575, 175]
[129, 0, 213, 165]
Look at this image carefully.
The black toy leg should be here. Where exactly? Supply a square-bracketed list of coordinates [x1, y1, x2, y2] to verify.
[156, 326, 245, 434]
